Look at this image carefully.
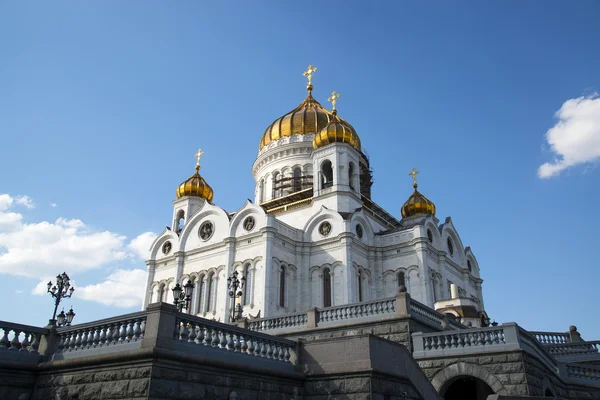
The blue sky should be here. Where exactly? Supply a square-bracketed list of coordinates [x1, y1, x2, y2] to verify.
[1, 2, 599, 336]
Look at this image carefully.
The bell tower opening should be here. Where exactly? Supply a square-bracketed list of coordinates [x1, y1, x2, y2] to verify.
[321, 160, 333, 189]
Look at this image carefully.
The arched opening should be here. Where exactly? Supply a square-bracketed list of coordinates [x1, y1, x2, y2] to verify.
[244, 264, 252, 305]
[545, 388, 555, 397]
[259, 179, 265, 203]
[440, 376, 494, 400]
[357, 270, 363, 302]
[398, 271, 406, 288]
[176, 210, 185, 233]
[323, 268, 332, 307]
[207, 272, 216, 312]
[197, 275, 206, 313]
[321, 160, 333, 189]
[292, 167, 302, 192]
[279, 266, 285, 307]
[348, 162, 355, 190]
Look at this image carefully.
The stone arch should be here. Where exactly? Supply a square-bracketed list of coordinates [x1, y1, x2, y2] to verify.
[431, 362, 507, 396]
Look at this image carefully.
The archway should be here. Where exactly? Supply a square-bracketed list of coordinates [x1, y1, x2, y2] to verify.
[441, 376, 494, 400]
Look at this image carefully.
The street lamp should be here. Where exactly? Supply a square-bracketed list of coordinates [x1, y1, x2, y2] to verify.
[47, 272, 75, 326]
[56, 307, 76, 327]
[172, 279, 195, 312]
[227, 271, 246, 322]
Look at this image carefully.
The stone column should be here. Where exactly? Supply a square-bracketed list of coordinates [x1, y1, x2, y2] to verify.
[340, 233, 353, 304]
[174, 251, 185, 284]
[141, 302, 178, 350]
[262, 222, 276, 316]
[142, 260, 156, 310]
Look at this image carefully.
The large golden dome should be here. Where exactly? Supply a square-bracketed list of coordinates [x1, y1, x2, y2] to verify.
[176, 166, 214, 202]
[401, 183, 436, 218]
[259, 86, 334, 151]
[313, 110, 361, 151]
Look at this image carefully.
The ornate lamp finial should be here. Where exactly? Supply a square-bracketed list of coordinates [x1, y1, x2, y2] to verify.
[408, 168, 420, 188]
[195, 148, 204, 172]
[328, 91, 341, 113]
[302, 64, 317, 90]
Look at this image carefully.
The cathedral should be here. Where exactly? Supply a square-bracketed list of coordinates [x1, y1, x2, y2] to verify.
[142, 66, 487, 328]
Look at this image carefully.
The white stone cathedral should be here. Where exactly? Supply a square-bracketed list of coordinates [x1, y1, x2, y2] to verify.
[143, 67, 487, 327]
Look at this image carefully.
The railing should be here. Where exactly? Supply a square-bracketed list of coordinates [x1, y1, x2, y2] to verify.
[546, 340, 600, 356]
[517, 327, 559, 372]
[529, 331, 570, 345]
[317, 297, 396, 325]
[409, 299, 444, 328]
[0, 321, 47, 359]
[448, 318, 466, 330]
[566, 363, 600, 382]
[413, 325, 508, 357]
[175, 314, 297, 365]
[248, 311, 307, 332]
[53, 312, 147, 360]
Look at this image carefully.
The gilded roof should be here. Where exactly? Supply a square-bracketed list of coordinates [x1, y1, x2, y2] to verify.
[259, 87, 334, 151]
[176, 166, 214, 202]
[313, 111, 361, 151]
[401, 184, 436, 218]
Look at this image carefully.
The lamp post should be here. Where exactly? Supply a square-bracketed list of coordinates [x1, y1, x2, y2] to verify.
[172, 280, 195, 312]
[47, 272, 75, 326]
[227, 271, 245, 322]
[56, 307, 76, 327]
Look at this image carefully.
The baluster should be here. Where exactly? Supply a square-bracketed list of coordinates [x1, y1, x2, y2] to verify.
[219, 330, 227, 349]
[247, 337, 255, 355]
[260, 340, 268, 358]
[188, 324, 197, 344]
[173, 320, 181, 340]
[74, 330, 83, 350]
[226, 332, 234, 351]
[180, 322, 189, 342]
[240, 335, 248, 354]
[133, 320, 142, 341]
[30, 332, 40, 353]
[83, 329, 93, 349]
[139, 319, 146, 339]
[204, 326, 212, 346]
[266, 341, 274, 359]
[66, 331, 76, 351]
[234, 333, 241, 352]
[424, 337, 431, 351]
[118, 323, 127, 343]
[126, 320, 134, 342]
[98, 326, 107, 346]
[0, 328, 9, 349]
[451, 334, 459, 348]
[10, 329, 21, 350]
[90, 327, 100, 347]
[211, 328, 220, 347]
[284, 346, 291, 363]
[272, 342, 280, 359]
[196, 325, 205, 345]
[19, 333, 30, 352]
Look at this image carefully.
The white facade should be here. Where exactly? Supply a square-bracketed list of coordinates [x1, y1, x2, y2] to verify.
[143, 108, 486, 327]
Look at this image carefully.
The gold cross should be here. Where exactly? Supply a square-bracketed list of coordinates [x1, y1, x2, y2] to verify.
[408, 168, 420, 185]
[302, 65, 317, 86]
[195, 148, 204, 169]
[328, 91, 341, 111]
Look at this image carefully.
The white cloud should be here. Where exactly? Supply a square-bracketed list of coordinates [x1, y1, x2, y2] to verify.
[15, 195, 35, 209]
[14, 289, 23, 294]
[50, 203, 57, 208]
[538, 94, 600, 178]
[128, 232, 157, 260]
[76, 269, 146, 308]
[0, 194, 155, 279]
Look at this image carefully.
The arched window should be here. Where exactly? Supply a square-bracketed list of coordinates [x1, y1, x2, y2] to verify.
[447, 237, 454, 255]
[349, 162, 355, 190]
[243, 264, 252, 305]
[432, 279, 437, 302]
[323, 268, 332, 307]
[293, 167, 302, 192]
[398, 272, 406, 288]
[321, 160, 333, 189]
[259, 179, 265, 203]
[467, 260, 472, 272]
[279, 266, 285, 307]
[207, 272, 216, 312]
[357, 270, 363, 302]
[272, 172, 280, 198]
[176, 210, 185, 233]
[197, 275, 206, 313]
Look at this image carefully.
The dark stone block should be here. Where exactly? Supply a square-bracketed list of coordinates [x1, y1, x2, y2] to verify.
[151, 379, 178, 399]
[128, 379, 149, 397]
[178, 382, 206, 400]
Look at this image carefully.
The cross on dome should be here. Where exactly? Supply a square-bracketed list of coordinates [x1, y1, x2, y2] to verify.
[409, 168, 420, 186]
[328, 91, 341, 111]
[302, 65, 317, 87]
[195, 148, 204, 170]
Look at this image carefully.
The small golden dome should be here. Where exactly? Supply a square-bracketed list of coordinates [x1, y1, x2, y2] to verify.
[313, 110, 361, 151]
[176, 165, 214, 202]
[259, 86, 335, 151]
[401, 183, 436, 218]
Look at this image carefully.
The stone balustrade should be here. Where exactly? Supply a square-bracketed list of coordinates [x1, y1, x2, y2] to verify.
[0, 321, 47, 362]
[175, 314, 297, 365]
[247, 311, 307, 332]
[546, 340, 600, 357]
[413, 325, 511, 358]
[317, 297, 396, 325]
[409, 298, 445, 328]
[566, 363, 600, 382]
[529, 330, 570, 345]
[517, 327, 559, 372]
[53, 312, 147, 360]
